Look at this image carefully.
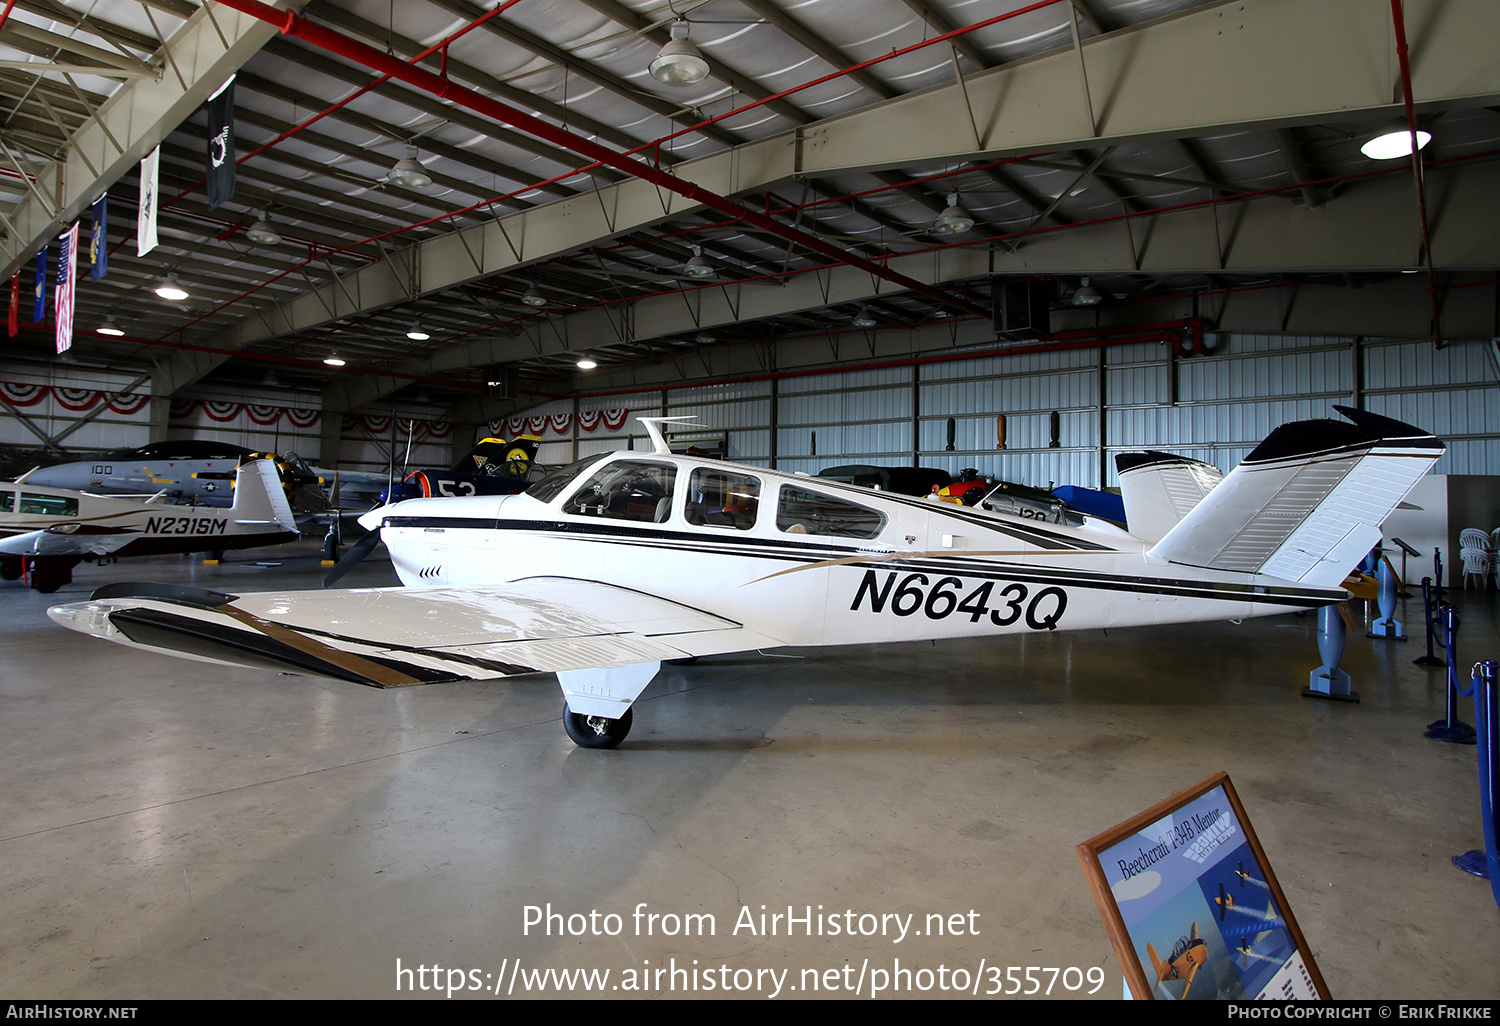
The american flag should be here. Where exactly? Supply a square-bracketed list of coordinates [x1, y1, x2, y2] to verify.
[55, 222, 78, 354]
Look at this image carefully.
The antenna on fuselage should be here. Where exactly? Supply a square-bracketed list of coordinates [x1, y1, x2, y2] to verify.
[637, 416, 697, 455]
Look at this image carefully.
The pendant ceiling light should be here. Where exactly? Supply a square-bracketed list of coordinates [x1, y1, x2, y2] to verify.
[406, 325, 431, 341]
[154, 273, 188, 301]
[387, 144, 432, 189]
[521, 288, 547, 308]
[96, 314, 124, 336]
[245, 210, 282, 246]
[576, 355, 598, 370]
[683, 246, 714, 278]
[930, 193, 974, 236]
[1071, 276, 1102, 307]
[851, 305, 877, 329]
[1360, 126, 1432, 160]
[323, 354, 346, 367]
[649, 18, 710, 86]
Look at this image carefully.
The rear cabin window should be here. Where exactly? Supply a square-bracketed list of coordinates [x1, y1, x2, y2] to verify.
[561, 460, 677, 523]
[685, 468, 761, 530]
[0, 491, 12, 512]
[776, 486, 885, 539]
[19, 493, 78, 516]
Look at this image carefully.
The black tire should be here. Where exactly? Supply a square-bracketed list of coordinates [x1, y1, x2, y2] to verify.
[562, 703, 633, 749]
[0, 561, 19, 581]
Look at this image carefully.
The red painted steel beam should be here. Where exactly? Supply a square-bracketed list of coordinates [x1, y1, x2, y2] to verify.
[1388, 0, 1443, 349]
[209, 0, 986, 318]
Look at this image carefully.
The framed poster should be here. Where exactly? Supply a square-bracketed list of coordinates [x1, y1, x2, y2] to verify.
[1075, 771, 1330, 1000]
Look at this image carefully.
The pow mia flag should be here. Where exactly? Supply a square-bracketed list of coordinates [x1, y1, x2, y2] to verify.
[205, 75, 236, 210]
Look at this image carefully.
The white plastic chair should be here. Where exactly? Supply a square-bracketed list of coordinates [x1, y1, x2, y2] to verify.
[1460, 528, 1492, 551]
[1461, 546, 1490, 589]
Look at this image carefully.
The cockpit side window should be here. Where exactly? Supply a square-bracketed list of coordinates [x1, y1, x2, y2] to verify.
[561, 460, 677, 524]
[776, 486, 885, 539]
[19, 493, 78, 516]
[525, 452, 610, 504]
[685, 468, 760, 530]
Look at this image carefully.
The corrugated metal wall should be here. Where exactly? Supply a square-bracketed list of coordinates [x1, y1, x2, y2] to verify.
[502, 334, 1499, 487]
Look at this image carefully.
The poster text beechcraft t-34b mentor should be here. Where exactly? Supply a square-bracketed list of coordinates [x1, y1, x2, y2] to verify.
[48, 409, 1442, 748]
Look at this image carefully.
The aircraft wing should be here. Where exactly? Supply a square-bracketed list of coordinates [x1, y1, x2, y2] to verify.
[0, 527, 139, 557]
[47, 577, 788, 688]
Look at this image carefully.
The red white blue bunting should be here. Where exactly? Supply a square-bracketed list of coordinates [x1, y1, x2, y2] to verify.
[1, 380, 156, 415]
[339, 413, 453, 441]
[171, 397, 322, 428]
[0, 381, 46, 406]
[492, 408, 629, 438]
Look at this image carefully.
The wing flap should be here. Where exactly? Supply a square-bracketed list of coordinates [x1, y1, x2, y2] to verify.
[48, 577, 785, 687]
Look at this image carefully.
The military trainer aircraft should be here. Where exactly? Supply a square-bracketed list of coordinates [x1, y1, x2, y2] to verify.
[2, 458, 298, 592]
[47, 408, 1441, 748]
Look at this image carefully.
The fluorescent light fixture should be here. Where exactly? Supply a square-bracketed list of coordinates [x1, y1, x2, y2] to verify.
[576, 355, 598, 370]
[1360, 128, 1431, 160]
[650, 19, 710, 86]
[931, 192, 974, 236]
[245, 211, 282, 246]
[406, 325, 431, 341]
[388, 144, 432, 189]
[154, 273, 188, 301]
[521, 288, 547, 308]
[323, 354, 346, 367]
[96, 314, 124, 336]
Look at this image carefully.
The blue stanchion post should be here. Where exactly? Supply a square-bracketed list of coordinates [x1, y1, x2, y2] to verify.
[1426, 606, 1476, 744]
[1452, 660, 1500, 910]
[1414, 577, 1444, 667]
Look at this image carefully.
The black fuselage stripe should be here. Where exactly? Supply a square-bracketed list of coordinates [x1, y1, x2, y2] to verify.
[384, 523, 1339, 607]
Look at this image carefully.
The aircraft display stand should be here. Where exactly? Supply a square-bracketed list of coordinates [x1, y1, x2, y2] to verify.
[1451, 661, 1500, 910]
[1076, 771, 1330, 1000]
[1366, 556, 1405, 640]
[1305, 604, 1358, 703]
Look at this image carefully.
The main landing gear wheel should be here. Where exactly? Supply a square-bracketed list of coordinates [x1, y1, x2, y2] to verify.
[562, 703, 633, 749]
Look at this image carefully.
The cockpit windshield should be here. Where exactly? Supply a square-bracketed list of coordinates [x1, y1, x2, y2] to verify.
[524, 452, 611, 504]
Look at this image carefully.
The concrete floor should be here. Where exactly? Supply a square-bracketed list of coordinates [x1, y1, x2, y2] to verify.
[1, 541, 1497, 1000]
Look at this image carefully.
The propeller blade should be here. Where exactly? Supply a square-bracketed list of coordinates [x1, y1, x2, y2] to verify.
[322, 527, 382, 588]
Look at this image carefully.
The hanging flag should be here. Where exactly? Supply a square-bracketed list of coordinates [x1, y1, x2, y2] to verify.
[138, 146, 159, 257]
[56, 223, 78, 355]
[90, 194, 108, 281]
[32, 246, 47, 323]
[205, 76, 236, 210]
[8, 273, 17, 337]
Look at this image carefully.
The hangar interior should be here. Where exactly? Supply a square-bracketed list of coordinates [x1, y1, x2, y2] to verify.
[0, 0, 1498, 1001]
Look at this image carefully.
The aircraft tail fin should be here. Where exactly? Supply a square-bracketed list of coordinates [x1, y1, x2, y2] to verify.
[1148, 407, 1443, 586]
[1116, 451, 1224, 545]
[230, 458, 298, 533]
[450, 434, 541, 478]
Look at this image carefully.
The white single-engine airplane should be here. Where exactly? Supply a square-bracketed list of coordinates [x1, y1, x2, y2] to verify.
[3, 459, 298, 592]
[48, 408, 1440, 748]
